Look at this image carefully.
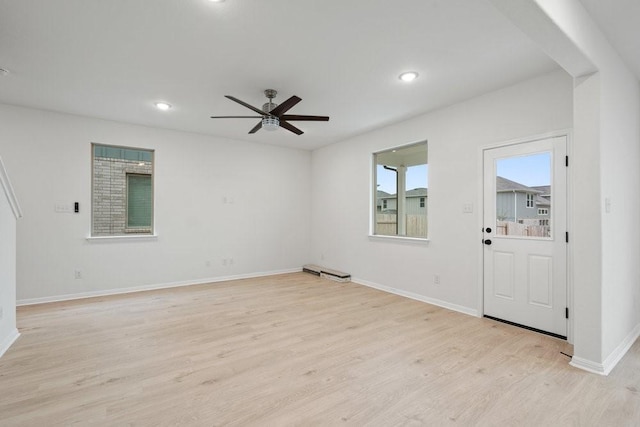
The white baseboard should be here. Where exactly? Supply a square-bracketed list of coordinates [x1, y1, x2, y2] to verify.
[569, 356, 606, 375]
[352, 277, 479, 317]
[602, 323, 640, 375]
[0, 328, 20, 358]
[570, 322, 640, 376]
[17, 268, 301, 306]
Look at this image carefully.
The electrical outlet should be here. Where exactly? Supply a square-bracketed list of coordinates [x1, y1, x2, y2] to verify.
[74, 270, 82, 279]
[434, 275, 440, 285]
[0, 307, 4, 320]
[206, 260, 211, 267]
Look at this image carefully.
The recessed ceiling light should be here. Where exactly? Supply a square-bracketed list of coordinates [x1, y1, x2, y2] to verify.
[399, 71, 419, 82]
[155, 102, 172, 111]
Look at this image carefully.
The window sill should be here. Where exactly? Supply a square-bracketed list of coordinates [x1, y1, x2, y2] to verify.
[86, 234, 158, 243]
[368, 234, 430, 245]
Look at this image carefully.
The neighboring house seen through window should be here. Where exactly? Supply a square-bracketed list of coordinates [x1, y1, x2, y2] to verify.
[92, 144, 154, 236]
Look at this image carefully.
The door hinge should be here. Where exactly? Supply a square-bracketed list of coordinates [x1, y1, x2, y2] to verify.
[565, 155, 569, 167]
[565, 307, 569, 319]
[565, 232, 569, 243]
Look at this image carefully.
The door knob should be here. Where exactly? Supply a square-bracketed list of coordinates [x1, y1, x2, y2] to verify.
[484, 239, 492, 245]
[485, 227, 492, 233]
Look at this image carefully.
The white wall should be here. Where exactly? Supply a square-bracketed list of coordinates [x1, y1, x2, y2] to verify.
[572, 72, 603, 365]
[596, 65, 640, 368]
[0, 104, 311, 303]
[0, 157, 20, 356]
[530, 0, 640, 374]
[310, 70, 573, 314]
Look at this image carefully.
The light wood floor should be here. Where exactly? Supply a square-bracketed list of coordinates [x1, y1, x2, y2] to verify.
[1, 273, 639, 426]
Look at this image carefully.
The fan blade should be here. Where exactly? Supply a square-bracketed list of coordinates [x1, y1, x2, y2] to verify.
[281, 114, 330, 122]
[248, 121, 262, 134]
[210, 116, 263, 119]
[269, 96, 302, 116]
[279, 120, 304, 135]
[225, 95, 269, 116]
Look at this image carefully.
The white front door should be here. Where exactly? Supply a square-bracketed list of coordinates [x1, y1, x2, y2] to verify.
[483, 136, 567, 338]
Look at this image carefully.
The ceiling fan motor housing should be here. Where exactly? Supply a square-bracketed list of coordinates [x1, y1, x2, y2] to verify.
[262, 89, 278, 113]
[262, 102, 278, 113]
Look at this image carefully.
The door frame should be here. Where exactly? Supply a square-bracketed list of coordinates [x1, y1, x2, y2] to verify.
[477, 130, 574, 343]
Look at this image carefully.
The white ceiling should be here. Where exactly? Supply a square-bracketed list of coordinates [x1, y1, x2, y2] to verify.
[579, 0, 640, 80]
[2, 0, 622, 151]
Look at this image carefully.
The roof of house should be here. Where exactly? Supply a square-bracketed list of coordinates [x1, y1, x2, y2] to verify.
[378, 188, 427, 199]
[496, 176, 543, 193]
[536, 196, 550, 206]
[530, 185, 551, 195]
[406, 188, 428, 197]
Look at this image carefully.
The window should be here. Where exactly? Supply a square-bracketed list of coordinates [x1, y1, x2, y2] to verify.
[526, 193, 534, 208]
[373, 141, 428, 238]
[92, 144, 154, 236]
[126, 174, 153, 229]
[496, 151, 552, 238]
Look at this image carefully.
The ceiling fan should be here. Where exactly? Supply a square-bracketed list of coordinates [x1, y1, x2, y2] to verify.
[210, 89, 329, 135]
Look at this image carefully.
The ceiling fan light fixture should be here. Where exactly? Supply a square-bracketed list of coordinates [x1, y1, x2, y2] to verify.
[399, 71, 419, 82]
[262, 116, 279, 131]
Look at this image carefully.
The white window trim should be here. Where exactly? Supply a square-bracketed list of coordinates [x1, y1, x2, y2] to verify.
[372, 139, 428, 240]
[86, 234, 158, 242]
[91, 143, 155, 237]
[368, 234, 429, 245]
